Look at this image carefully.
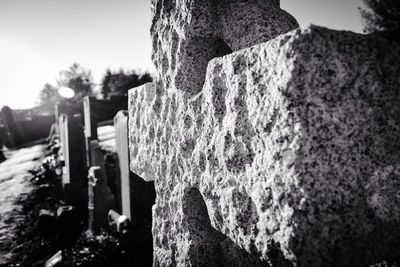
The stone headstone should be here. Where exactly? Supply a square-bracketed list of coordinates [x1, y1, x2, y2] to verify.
[83, 96, 128, 140]
[55, 102, 83, 133]
[58, 114, 86, 207]
[114, 110, 131, 218]
[88, 141, 116, 233]
[83, 96, 128, 167]
[129, 22, 400, 267]
[0, 106, 21, 147]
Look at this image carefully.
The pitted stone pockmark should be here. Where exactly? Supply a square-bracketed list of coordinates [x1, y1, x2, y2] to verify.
[130, 0, 400, 266]
[150, 0, 298, 95]
[129, 25, 400, 266]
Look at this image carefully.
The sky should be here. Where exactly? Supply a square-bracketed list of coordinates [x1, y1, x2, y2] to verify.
[0, 0, 365, 109]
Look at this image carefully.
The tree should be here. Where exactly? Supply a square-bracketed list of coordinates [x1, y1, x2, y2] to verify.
[38, 83, 61, 105]
[57, 63, 94, 102]
[360, 0, 400, 33]
[100, 69, 152, 99]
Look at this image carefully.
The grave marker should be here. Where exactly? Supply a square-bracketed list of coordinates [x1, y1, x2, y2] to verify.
[88, 140, 116, 232]
[58, 114, 86, 207]
[114, 110, 129, 218]
[83, 96, 128, 167]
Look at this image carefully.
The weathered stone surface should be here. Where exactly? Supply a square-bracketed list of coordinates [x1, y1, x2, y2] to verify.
[129, 83, 157, 181]
[129, 25, 400, 266]
[150, 0, 298, 95]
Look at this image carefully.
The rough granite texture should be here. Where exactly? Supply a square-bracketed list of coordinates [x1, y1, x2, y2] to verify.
[129, 24, 400, 266]
[150, 0, 298, 95]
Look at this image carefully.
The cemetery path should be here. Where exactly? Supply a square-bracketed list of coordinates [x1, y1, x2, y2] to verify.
[0, 145, 46, 264]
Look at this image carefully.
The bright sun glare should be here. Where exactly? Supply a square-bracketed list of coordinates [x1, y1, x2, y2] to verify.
[0, 39, 58, 109]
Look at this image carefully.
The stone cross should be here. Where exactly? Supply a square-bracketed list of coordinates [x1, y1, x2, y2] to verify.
[130, 0, 400, 266]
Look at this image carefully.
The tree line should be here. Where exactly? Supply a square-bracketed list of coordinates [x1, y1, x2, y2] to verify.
[38, 63, 152, 106]
[38, 1, 399, 106]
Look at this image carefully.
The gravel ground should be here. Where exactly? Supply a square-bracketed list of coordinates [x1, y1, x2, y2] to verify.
[0, 145, 46, 265]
